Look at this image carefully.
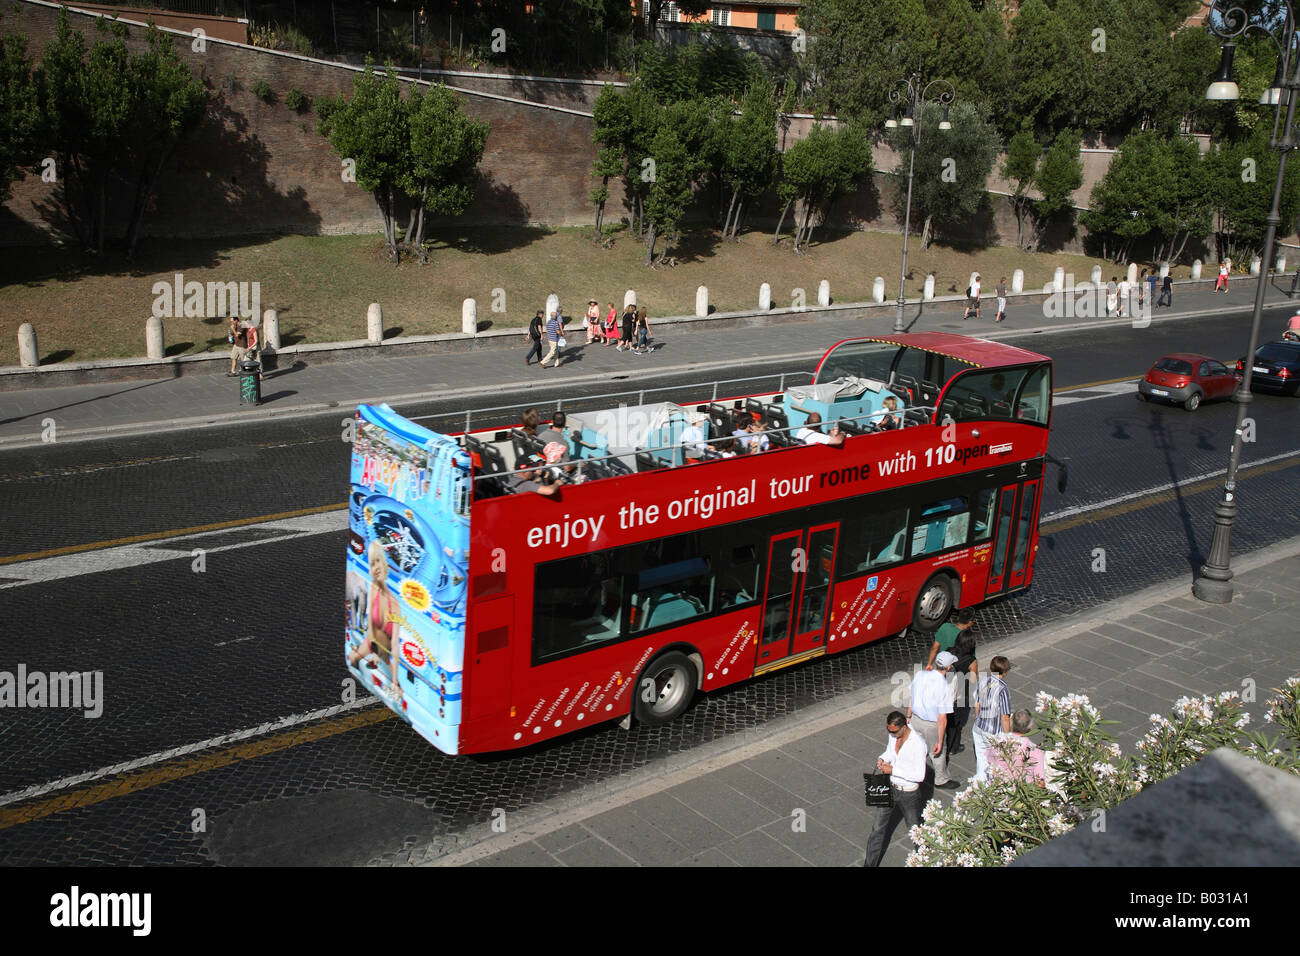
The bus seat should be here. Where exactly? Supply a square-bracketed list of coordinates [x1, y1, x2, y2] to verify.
[644, 592, 703, 628]
[919, 380, 941, 405]
[892, 373, 920, 402]
[991, 400, 1012, 419]
[874, 529, 904, 565]
[938, 399, 959, 423]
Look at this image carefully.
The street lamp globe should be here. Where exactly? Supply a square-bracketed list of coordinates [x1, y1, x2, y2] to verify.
[938, 104, 952, 131]
[1206, 43, 1241, 100]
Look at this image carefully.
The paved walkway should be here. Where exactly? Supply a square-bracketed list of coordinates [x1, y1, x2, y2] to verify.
[418, 538, 1300, 867]
[2, 282, 1295, 448]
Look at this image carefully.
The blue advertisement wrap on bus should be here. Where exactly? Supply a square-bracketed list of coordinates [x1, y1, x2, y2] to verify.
[345, 404, 472, 755]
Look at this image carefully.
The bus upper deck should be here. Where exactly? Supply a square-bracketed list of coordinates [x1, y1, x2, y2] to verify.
[457, 333, 1053, 497]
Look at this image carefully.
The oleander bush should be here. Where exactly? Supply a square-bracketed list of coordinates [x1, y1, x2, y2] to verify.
[907, 677, 1300, 867]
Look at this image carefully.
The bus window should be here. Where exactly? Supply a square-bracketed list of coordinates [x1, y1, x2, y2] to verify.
[533, 553, 623, 663]
[718, 543, 761, 609]
[816, 340, 899, 383]
[945, 369, 1029, 422]
[1016, 366, 1051, 424]
[971, 488, 996, 543]
[838, 507, 908, 574]
[630, 537, 714, 632]
[910, 497, 970, 557]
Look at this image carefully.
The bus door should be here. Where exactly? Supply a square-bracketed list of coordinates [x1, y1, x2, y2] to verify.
[756, 523, 839, 672]
[983, 480, 1041, 596]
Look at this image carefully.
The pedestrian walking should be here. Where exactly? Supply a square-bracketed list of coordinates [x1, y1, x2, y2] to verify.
[524, 309, 545, 366]
[1147, 268, 1159, 306]
[539, 310, 564, 368]
[634, 307, 650, 353]
[1216, 257, 1231, 293]
[619, 303, 636, 352]
[1117, 276, 1131, 318]
[987, 709, 1050, 785]
[602, 304, 618, 347]
[964, 273, 982, 320]
[970, 655, 1013, 783]
[908, 652, 958, 789]
[1106, 277, 1118, 316]
[863, 710, 928, 867]
[944, 627, 978, 757]
[585, 299, 600, 344]
[925, 607, 975, 670]
[995, 276, 1007, 323]
[1158, 273, 1173, 307]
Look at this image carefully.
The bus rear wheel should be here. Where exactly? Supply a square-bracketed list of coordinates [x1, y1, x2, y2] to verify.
[632, 651, 698, 727]
[912, 575, 954, 633]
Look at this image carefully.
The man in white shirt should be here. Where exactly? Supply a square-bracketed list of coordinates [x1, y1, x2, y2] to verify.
[908, 651, 958, 789]
[795, 411, 845, 447]
[864, 710, 928, 866]
[680, 412, 708, 463]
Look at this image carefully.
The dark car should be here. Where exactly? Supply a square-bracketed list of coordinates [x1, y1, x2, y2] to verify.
[1137, 353, 1240, 411]
[1236, 341, 1300, 395]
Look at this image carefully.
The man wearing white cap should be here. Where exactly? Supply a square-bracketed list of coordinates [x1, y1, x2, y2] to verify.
[680, 412, 708, 463]
[908, 651, 958, 789]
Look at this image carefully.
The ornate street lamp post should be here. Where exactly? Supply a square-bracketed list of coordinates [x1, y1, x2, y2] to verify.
[885, 76, 954, 333]
[1195, 1, 1298, 603]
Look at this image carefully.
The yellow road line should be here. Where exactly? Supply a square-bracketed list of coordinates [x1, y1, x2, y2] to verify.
[0, 706, 394, 831]
[0, 502, 347, 566]
[1055, 374, 1139, 392]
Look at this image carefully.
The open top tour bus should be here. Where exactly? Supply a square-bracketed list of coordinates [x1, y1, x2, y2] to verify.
[345, 333, 1056, 755]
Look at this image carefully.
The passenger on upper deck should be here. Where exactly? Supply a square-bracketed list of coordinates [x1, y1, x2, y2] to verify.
[878, 395, 901, 430]
[681, 412, 708, 463]
[734, 412, 770, 454]
[537, 410, 569, 453]
[510, 458, 560, 497]
[796, 411, 845, 447]
[520, 407, 541, 437]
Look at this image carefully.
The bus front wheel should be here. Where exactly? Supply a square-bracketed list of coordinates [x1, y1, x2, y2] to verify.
[912, 576, 955, 633]
[632, 651, 698, 727]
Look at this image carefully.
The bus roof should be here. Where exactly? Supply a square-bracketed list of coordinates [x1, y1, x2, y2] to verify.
[816, 333, 1050, 374]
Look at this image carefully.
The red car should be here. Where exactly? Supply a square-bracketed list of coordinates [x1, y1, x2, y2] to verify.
[1137, 353, 1241, 411]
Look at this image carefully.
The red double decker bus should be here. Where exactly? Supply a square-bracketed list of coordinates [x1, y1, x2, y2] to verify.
[346, 333, 1055, 755]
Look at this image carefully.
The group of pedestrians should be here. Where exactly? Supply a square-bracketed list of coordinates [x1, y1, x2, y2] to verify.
[525, 300, 652, 369]
[864, 608, 1052, 867]
[962, 274, 1009, 323]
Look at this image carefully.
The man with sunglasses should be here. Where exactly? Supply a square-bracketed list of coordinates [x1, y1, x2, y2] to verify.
[863, 710, 927, 867]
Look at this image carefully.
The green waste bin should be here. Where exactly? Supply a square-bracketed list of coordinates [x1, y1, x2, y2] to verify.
[238, 360, 261, 405]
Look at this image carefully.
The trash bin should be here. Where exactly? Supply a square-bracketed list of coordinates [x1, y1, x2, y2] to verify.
[238, 359, 261, 406]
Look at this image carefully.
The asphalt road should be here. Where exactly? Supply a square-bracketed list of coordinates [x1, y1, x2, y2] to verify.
[1, 311, 1297, 864]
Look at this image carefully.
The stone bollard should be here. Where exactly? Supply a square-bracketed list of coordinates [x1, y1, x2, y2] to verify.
[545, 293, 559, 320]
[923, 274, 935, 300]
[1159, 261, 1170, 278]
[1012, 269, 1024, 293]
[817, 279, 830, 306]
[1053, 267, 1065, 293]
[1250, 256, 1261, 275]
[1090, 265, 1102, 287]
[17, 322, 38, 368]
[1278, 254, 1288, 274]
[1191, 259, 1202, 280]
[146, 316, 165, 360]
[262, 309, 281, 350]
[462, 298, 478, 335]
[623, 289, 637, 309]
[695, 285, 709, 317]
[1126, 262, 1139, 285]
[759, 283, 771, 310]
[873, 277, 886, 303]
[367, 303, 383, 344]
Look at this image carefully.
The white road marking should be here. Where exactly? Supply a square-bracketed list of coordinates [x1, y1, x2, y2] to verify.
[0, 510, 345, 590]
[1052, 380, 1139, 405]
[0, 698, 379, 809]
[1042, 448, 1300, 523]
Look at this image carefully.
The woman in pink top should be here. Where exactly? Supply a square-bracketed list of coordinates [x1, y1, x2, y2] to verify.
[987, 709, 1049, 784]
[586, 299, 600, 343]
[603, 304, 619, 347]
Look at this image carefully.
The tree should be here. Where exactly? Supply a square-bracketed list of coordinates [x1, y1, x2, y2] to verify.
[402, 84, 489, 263]
[34, 10, 205, 256]
[717, 84, 779, 239]
[1005, 0, 1076, 140]
[798, 0, 936, 126]
[777, 122, 872, 252]
[590, 81, 663, 239]
[1002, 125, 1039, 250]
[1206, 125, 1300, 263]
[0, 34, 41, 204]
[318, 65, 410, 261]
[1032, 129, 1085, 251]
[641, 104, 698, 264]
[887, 100, 1001, 249]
